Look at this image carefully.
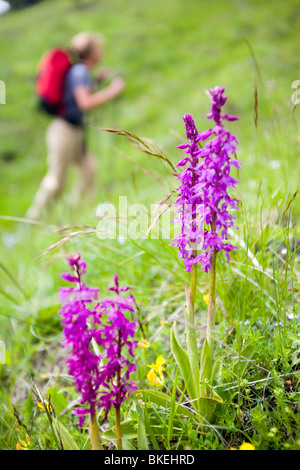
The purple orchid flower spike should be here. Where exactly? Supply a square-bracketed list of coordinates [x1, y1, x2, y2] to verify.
[58, 256, 137, 434]
[171, 86, 242, 274]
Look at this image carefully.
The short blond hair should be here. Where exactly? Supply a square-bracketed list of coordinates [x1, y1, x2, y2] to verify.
[70, 32, 104, 60]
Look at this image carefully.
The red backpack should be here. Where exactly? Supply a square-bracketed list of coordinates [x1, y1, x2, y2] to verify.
[36, 47, 73, 115]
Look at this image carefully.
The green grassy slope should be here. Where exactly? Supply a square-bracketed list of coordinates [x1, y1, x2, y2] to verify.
[1, 0, 300, 219]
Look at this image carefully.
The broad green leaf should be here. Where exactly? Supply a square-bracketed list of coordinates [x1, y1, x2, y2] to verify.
[102, 416, 188, 441]
[198, 390, 224, 425]
[52, 418, 79, 450]
[134, 389, 199, 423]
[182, 304, 200, 393]
[122, 439, 137, 450]
[198, 339, 224, 424]
[199, 338, 213, 384]
[170, 321, 198, 405]
[102, 420, 138, 440]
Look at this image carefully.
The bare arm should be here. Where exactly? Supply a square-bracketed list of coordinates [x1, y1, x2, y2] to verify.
[73, 76, 125, 111]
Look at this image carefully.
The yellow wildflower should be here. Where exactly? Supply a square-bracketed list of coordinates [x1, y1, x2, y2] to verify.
[203, 293, 210, 305]
[239, 442, 255, 450]
[138, 339, 150, 349]
[37, 400, 52, 413]
[147, 369, 163, 388]
[230, 442, 255, 450]
[146, 357, 166, 387]
[147, 356, 166, 377]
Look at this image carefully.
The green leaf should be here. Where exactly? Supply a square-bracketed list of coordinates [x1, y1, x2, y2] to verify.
[102, 414, 188, 442]
[182, 303, 200, 394]
[170, 321, 198, 406]
[134, 389, 199, 423]
[46, 387, 67, 416]
[198, 340, 224, 424]
[37, 305, 60, 321]
[136, 406, 149, 450]
[102, 420, 138, 440]
[211, 359, 223, 383]
[199, 338, 213, 384]
[198, 390, 224, 425]
[122, 439, 137, 450]
[52, 418, 79, 450]
[166, 368, 178, 449]
[233, 341, 257, 379]
[141, 401, 160, 450]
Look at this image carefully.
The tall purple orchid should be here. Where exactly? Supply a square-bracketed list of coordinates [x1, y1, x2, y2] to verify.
[169, 87, 241, 424]
[171, 86, 242, 372]
[171, 86, 242, 275]
[58, 254, 137, 449]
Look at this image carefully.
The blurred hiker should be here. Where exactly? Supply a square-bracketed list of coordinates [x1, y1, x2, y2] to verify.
[26, 32, 124, 220]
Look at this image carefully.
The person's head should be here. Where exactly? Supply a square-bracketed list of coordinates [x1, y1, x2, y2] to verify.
[70, 32, 104, 67]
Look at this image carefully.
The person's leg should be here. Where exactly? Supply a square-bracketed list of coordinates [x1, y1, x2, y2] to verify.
[71, 127, 97, 205]
[26, 119, 83, 220]
[76, 152, 97, 197]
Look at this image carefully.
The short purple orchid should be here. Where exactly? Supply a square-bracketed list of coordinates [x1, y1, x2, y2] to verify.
[58, 254, 137, 428]
[171, 86, 242, 273]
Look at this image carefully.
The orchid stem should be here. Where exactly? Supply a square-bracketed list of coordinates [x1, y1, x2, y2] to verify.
[207, 248, 217, 350]
[185, 260, 200, 402]
[115, 406, 122, 450]
[190, 263, 198, 313]
[207, 213, 217, 350]
[89, 412, 103, 450]
[115, 331, 123, 451]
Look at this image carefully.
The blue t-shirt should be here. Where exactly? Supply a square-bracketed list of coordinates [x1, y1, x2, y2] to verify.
[62, 63, 92, 125]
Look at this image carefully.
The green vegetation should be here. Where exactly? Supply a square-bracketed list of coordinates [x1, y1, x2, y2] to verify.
[0, 0, 299, 451]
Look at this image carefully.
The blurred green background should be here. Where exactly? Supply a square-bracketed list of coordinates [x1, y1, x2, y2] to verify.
[1, 0, 300, 220]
